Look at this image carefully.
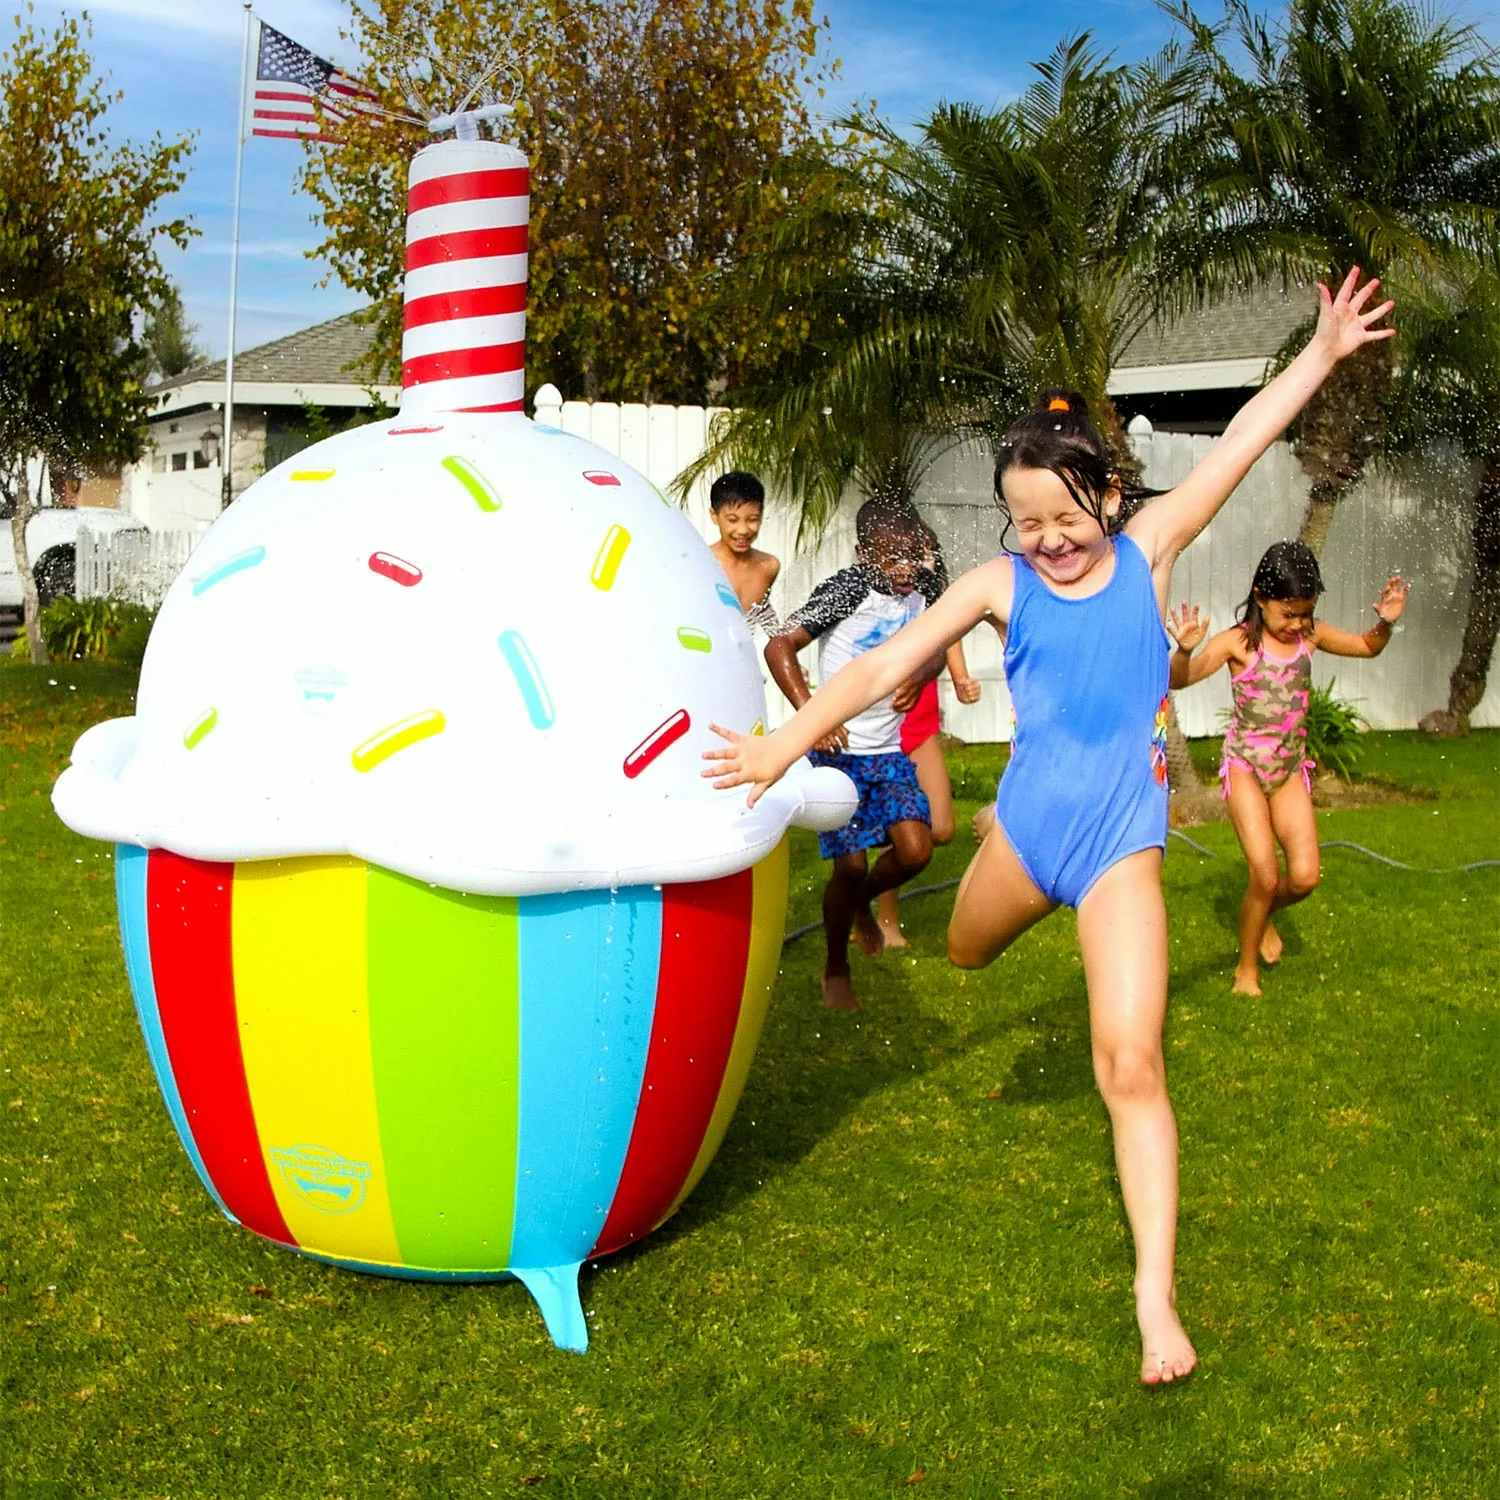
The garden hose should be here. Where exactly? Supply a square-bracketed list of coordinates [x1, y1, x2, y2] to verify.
[782, 832, 1498, 946]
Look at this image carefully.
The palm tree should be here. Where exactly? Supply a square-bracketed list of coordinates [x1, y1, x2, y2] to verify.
[1386, 272, 1500, 732]
[1168, 0, 1500, 553]
[680, 34, 1239, 816]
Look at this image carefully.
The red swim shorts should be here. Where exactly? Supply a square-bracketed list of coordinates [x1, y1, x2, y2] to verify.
[900, 679, 941, 755]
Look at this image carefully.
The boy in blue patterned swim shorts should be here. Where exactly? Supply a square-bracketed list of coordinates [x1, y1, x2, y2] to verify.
[766, 499, 943, 1011]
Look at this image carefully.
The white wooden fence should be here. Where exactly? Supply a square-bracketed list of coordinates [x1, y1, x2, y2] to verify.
[75, 527, 201, 607]
[92, 388, 1498, 736]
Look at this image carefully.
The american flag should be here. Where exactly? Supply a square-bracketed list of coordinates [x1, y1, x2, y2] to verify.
[246, 20, 379, 143]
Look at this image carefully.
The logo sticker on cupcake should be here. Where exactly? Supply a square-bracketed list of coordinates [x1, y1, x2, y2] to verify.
[270, 1144, 371, 1216]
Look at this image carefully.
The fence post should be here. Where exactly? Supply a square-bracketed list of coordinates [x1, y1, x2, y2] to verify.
[533, 383, 564, 427]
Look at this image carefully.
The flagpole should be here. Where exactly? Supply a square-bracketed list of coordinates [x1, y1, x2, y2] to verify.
[222, 2, 254, 509]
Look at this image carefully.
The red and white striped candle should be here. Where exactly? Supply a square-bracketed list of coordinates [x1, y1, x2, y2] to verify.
[400, 139, 529, 415]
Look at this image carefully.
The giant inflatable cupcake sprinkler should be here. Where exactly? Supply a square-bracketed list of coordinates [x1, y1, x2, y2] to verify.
[53, 101, 855, 1352]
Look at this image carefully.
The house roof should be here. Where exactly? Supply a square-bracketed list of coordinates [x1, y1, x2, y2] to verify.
[152, 310, 383, 395]
[146, 284, 1318, 409]
[1115, 284, 1314, 368]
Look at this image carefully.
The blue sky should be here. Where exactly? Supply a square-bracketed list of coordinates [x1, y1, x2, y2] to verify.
[32, 0, 1500, 361]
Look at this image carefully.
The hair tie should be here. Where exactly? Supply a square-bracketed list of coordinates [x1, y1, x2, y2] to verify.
[1047, 397, 1070, 413]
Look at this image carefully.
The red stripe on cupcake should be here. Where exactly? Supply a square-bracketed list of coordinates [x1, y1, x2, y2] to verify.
[405, 224, 529, 272]
[146, 851, 294, 1246]
[590, 870, 752, 1256]
[402, 342, 525, 387]
[407, 167, 530, 213]
[403, 282, 528, 330]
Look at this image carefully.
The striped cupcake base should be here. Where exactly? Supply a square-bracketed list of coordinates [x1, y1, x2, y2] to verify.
[114, 840, 789, 1351]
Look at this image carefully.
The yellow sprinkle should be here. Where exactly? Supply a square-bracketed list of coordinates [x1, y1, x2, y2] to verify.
[183, 708, 218, 749]
[590, 524, 632, 589]
[676, 626, 712, 653]
[751, 720, 765, 737]
[351, 710, 446, 772]
[291, 469, 335, 481]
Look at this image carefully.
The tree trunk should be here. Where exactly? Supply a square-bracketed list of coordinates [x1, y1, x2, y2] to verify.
[1164, 696, 1219, 825]
[1443, 459, 1500, 727]
[8, 457, 48, 666]
[1293, 339, 1392, 556]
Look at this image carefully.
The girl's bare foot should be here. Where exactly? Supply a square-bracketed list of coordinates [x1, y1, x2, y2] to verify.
[1259, 921, 1284, 966]
[852, 906, 885, 957]
[876, 918, 909, 951]
[821, 973, 860, 1011]
[1136, 1292, 1197, 1386]
[1232, 964, 1262, 997]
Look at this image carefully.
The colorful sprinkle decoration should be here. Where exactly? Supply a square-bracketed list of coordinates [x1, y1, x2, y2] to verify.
[714, 583, 739, 609]
[291, 470, 335, 482]
[183, 708, 219, 750]
[352, 710, 447, 773]
[192, 545, 266, 597]
[583, 470, 621, 487]
[623, 709, 691, 780]
[368, 552, 424, 587]
[676, 627, 712, 654]
[498, 631, 555, 730]
[388, 425, 444, 436]
[441, 455, 501, 512]
[590, 525, 632, 590]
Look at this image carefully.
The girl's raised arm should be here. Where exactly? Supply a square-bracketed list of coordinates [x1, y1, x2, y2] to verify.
[1128, 269, 1395, 567]
[705, 559, 1007, 805]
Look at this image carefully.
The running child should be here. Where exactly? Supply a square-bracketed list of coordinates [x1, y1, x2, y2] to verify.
[706, 268, 1395, 1385]
[877, 520, 983, 950]
[708, 471, 781, 632]
[1166, 542, 1409, 997]
[765, 498, 943, 1011]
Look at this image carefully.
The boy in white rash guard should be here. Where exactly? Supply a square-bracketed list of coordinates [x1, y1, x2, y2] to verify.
[765, 499, 943, 1011]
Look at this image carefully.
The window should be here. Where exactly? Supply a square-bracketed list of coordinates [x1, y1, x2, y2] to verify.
[171, 452, 187, 472]
[192, 450, 210, 469]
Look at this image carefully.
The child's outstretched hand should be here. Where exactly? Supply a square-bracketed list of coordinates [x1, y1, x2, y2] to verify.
[1166, 602, 1209, 651]
[1314, 267, 1396, 361]
[1375, 573, 1412, 622]
[703, 722, 790, 807]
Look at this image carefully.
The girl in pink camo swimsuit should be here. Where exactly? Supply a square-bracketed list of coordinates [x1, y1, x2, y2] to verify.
[1167, 541, 1409, 996]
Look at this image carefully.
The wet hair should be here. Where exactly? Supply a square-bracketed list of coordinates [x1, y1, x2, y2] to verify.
[709, 471, 764, 510]
[993, 389, 1156, 542]
[854, 496, 924, 552]
[1237, 540, 1325, 649]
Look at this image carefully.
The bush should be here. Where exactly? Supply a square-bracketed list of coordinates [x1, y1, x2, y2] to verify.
[1305, 680, 1369, 780]
[36, 596, 156, 664]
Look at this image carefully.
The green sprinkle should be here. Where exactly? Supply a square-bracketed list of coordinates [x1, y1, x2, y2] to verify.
[441, 455, 501, 512]
[183, 709, 218, 749]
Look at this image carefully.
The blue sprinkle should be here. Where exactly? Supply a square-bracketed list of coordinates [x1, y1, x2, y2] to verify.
[192, 545, 266, 596]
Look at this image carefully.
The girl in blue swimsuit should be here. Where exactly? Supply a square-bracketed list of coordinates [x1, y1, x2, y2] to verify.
[706, 269, 1395, 1387]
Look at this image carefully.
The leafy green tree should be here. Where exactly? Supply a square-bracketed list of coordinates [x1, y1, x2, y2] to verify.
[0, 9, 194, 662]
[301, 0, 841, 403]
[1387, 273, 1500, 732]
[139, 284, 206, 383]
[1168, 0, 1500, 553]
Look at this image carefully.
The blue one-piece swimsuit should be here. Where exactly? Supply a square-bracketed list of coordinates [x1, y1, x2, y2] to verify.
[996, 533, 1171, 908]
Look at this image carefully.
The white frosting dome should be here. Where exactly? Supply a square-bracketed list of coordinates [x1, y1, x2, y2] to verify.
[53, 413, 855, 892]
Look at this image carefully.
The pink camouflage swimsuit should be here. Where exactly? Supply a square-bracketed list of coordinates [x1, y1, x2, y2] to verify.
[1220, 635, 1315, 796]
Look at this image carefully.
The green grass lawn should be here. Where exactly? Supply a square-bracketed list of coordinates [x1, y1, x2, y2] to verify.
[3, 664, 1497, 1498]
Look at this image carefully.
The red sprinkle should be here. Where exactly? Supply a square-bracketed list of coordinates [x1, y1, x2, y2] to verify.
[388, 425, 445, 436]
[623, 709, 691, 779]
[583, 470, 621, 486]
[368, 551, 423, 587]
